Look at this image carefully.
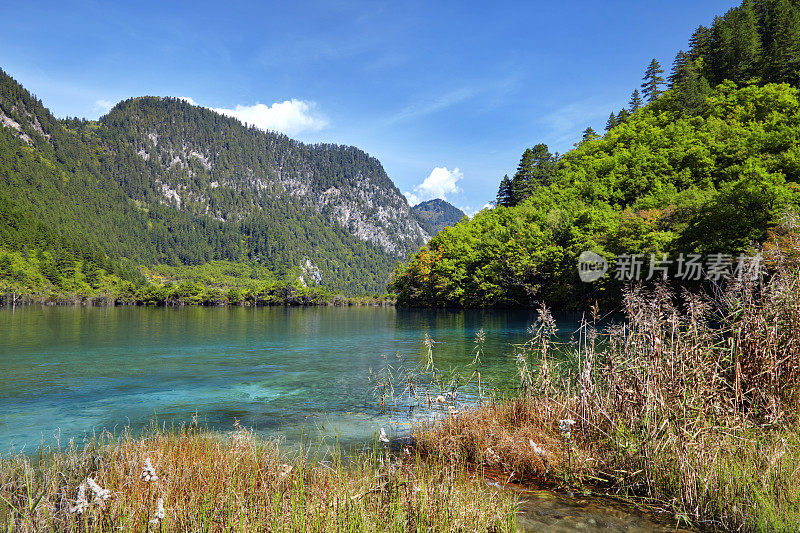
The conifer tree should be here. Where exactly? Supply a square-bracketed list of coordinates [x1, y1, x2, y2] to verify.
[688, 25, 712, 61]
[730, 0, 762, 82]
[616, 108, 631, 124]
[708, 3, 761, 84]
[628, 89, 643, 112]
[495, 175, 513, 207]
[605, 112, 617, 132]
[669, 51, 690, 88]
[581, 126, 599, 143]
[641, 59, 666, 102]
[510, 144, 554, 205]
[763, 0, 800, 84]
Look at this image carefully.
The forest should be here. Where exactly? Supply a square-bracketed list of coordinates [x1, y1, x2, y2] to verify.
[0, 70, 426, 302]
[390, 0, 800, 309]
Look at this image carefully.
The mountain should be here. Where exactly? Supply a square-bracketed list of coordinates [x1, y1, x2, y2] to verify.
[0, 69, 428, 296]
[390, 0, 800, 309]
[412, 199, 465, 235]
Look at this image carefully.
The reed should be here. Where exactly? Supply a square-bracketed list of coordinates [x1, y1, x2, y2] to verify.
[0, 423, 517, 532]
[416, 215, 800, 531]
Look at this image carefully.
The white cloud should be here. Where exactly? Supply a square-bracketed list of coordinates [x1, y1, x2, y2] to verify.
[214, 100, 328, 136]
[177, 97, 328, 137]
[93, 99, 113, 113]
[404, 191, 421, 206]
[404, 167, 463, 205]
[464, 203, 494, 218]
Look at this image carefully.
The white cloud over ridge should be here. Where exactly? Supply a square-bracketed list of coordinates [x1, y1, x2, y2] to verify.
[94, 99, 114, 113]
[404, 166, 463, 205]
[179, 97, 327, 137]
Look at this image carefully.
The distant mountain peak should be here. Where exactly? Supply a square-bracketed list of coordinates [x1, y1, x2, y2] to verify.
[412, 199, 466, 235]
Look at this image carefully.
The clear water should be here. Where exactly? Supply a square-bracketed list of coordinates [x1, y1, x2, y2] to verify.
[0, 305, 581, 452]
[1, 305, 692, 531]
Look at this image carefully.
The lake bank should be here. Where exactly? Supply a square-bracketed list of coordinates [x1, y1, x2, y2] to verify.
[0, 423, 517, 532]
[3, 259, 797, 531]
[414, 265, 800, 531]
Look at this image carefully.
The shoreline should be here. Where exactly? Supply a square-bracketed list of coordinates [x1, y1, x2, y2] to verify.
[0, 294, 396, 308]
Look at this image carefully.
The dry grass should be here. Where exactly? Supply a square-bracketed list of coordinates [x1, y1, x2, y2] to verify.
[416, 215, 800, 532]
[0, 423, 517, 532]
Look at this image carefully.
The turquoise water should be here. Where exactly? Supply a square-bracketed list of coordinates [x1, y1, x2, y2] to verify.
[0, 306, 582, 452]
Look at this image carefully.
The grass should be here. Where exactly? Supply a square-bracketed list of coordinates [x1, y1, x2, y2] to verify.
[414, 214, 800, 532]
[0, 423, 517, 532]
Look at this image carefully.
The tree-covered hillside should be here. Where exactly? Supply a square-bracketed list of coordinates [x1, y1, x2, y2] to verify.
[412, 199, 466, 235]
[390, 0, 800, 308]
[0, 69, 427, 297]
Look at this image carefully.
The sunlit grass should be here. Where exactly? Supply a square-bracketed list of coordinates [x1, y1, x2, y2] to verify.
[0, 423, 517, 532]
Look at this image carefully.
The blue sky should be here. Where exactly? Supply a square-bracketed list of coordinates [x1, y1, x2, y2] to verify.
[2, 0, 738, 214]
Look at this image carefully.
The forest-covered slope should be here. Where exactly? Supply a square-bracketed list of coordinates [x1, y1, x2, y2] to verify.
[390, 0, 800, 308]
[412, 199, 465, 235]
[0, 69, 427, 297]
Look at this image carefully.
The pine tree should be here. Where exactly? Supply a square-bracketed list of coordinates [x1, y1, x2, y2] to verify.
[581, 126, 599, 144]
[763, 0, 800, 84]
[496, 175, 513, 207]
[707, 3, 761, 85]
[641, 59, 666, 102]
[628, 89, 643, 112]
[510, 144, 554, 205]
[669, 51, 690, 88]
[616, 108, 631, 124]
[729, 0, 762, 82]
[605, 112, 617, 132]
[688, 25, 712, 61]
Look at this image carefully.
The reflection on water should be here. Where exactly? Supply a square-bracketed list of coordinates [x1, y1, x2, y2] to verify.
[0, 305, 583, 452]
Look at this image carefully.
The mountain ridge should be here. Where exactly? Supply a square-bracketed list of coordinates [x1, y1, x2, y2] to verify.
[412, 199, 466, 235]
[0, 69, 427, 295]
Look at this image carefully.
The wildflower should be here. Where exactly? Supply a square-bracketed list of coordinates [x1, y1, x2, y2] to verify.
[559, 419, 576, 439]
[485, 447, 500, 464]
[447, 405, 460, 415]
[279, 464, 293, 478]
[528, 439, 546, 457]
[69, 483, 90, 514]
[435, 395, 446, 404]
[86, 477, 111, 504]
[141, 457, 158, 482]
[378, 427, 389, 443]
[150, 497, 165, 524]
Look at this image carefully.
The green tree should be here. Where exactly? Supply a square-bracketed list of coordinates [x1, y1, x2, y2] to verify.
[510, 144, 555, 206]
[628, 89, 643, 112]
[581, 126, 600, 144]
[496, 175, 513, 207]
[605, 112, 617, 132]
[762, 0, 800, 84]
[642, 58, 666, 102]
[669, 50, 690, 88]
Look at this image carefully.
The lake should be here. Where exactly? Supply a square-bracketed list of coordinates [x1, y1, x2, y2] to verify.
[0, 305, 583, 453]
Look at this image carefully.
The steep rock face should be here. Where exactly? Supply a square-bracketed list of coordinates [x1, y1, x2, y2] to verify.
[412, 198, 466, 235]
[100, 97, 428, 257]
